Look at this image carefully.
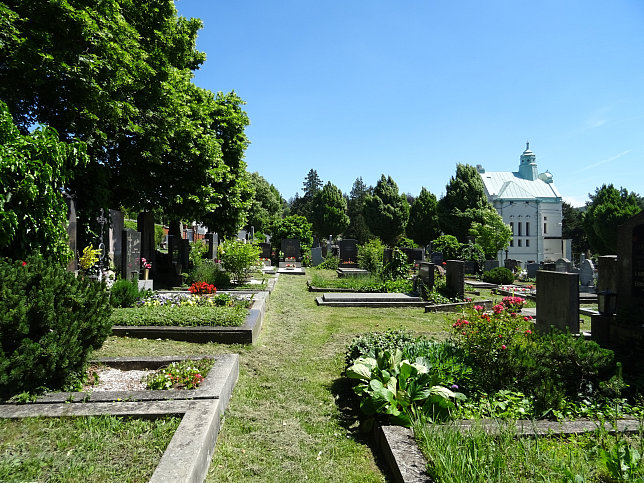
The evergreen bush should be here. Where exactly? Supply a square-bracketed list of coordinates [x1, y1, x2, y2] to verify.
[357, 238, 384, 276]
[482, 267, 514, 285]
[0, 257, 112, 398]
[188, 259, 232, 288]
[109, 278, 141, 308]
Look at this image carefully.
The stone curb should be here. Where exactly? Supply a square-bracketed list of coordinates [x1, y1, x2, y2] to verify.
[2, 354, 240, 483]
[112, 290, 269, 344]
[378, 418, 643, 483]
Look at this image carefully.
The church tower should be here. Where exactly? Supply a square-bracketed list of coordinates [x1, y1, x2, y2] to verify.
[518, 142, 538, 181]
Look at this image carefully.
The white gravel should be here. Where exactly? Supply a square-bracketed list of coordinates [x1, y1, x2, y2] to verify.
[83, 367, 154, 392]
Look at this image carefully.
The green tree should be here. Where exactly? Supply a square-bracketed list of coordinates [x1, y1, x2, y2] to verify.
[363, 175, 409, 246]
[468, 208, 513, 259]
[562, 202, 589, 259]
[583, 184, 641, 255]
[431, 234, 461, 261]
[438, 164, 492, 242]
[271, 215, 314, 255]
[406, 187, 439, 246]
[310, 182, 350, 238]
[246, 172, 284, 234]
[0, 101, 87, 263]
[289, 169, 322, 220]
[346, 177, 372, 243]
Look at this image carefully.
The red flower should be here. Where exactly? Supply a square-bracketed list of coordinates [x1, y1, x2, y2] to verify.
[22, 261, 27, 266]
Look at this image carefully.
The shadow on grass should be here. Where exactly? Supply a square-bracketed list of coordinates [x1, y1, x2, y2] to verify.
[328, 376, 395, 483]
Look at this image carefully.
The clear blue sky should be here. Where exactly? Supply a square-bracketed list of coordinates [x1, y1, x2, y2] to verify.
[175, 0, 644, 207]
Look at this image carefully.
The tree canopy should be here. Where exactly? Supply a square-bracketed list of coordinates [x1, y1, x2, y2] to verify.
[310, 182, 350, 238]
[406, 187, 439, 246]
[0, 0, 251, 241]
[345, 177, 372, 243]
[583, 184, 642, 255]
[468, 208, 513, 259]
[246, 172, 285, 235]
[363, 175, 409, 246]
[0, 101, 88, 263]
[438, 164, 492, 242]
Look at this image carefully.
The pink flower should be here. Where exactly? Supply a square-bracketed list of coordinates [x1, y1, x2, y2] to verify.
[474, 305, 484, 312]
[501, 345, 507, 350]
[525, 329, 532, 335]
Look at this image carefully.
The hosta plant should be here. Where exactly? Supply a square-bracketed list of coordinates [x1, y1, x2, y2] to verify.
[346, 349, 465, 428]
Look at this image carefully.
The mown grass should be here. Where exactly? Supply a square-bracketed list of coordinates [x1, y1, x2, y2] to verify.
[1, 270, 449, 482]
[0, 415, 179, 482]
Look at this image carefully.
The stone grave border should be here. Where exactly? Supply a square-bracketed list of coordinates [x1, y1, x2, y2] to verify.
[378, 418, 642, 483]
[112, 287, 272, 344]
[2, 354, 239, 483]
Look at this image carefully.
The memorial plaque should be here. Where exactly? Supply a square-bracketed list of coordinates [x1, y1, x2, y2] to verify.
[281, 238, 301, 260]
[259, 242, 272, 260]
[121, 228, 141, 281]
[338, 239, 358, 264]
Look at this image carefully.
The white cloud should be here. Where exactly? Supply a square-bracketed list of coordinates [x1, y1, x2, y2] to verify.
[578, 149, 632, 173]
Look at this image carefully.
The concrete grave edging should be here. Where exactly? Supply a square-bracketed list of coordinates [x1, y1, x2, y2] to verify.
[1, 354, 240, 483]
[112, 290, 269, 344]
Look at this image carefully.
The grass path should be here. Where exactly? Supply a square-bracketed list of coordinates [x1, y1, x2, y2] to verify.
[97, 272, 450, 481]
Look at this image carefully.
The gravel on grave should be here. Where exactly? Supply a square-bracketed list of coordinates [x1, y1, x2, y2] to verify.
[83, 367, 154, 392]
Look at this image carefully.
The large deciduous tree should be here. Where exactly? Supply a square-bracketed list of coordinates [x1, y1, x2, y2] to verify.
[246, 172, 285, 234]
[468, 208, 513, 260]
[310, 182, 350, 238]
[406, 187, 439, 246]
[562, 202, 588, 259]
[583, 184, 641, 255]
[363, 175, 409, 246]
[0, 101, 88, 263]
[0, 1, 251, 241]
[438, 164, 492, 242]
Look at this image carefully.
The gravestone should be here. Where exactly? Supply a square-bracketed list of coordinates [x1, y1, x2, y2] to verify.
[338, 239, 358, 267]
[555, 258, 572, 273]
[430, 252, 443, 265]
[259, 242, 272, 261]
[313, 236, 321, 248]
[597, 255, 618, 293]
[504, 259, 521, 272]
[383, 249, 392, 265]
[250, 226, 255, 243]
[579, 259, 595, 288]
[237, 229, 248, 242]
[542, 261, 556, 271]
[121, 228, 141, 281]
[463, 260, 478, 275]
[417, 262, 435, 292]
[281, 238, 301, 261]
[65, 197, 77, 272]
[446, 260, 465, 300]
[137, 212, 155, 277]
[527, 262, 540, 279]
[311, 247, 324, 266]
[186, 229, 194, 242]
[109, 209, 124, 273]
[205, 232, 219, 260]
[536, 271, 579, 334]
[617, 210, 644, 318]
[483, 260, 499, 273]
[401, 247, 425, 266]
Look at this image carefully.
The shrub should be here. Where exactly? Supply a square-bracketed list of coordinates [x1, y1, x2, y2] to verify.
[383, 248, 410, 280]
[219, 239, 260, 283]
[358, 238, 385, 275]
[317, 254, 339, 270]
[482, 267, 514, 285]
[431, 234, 461, 261]
[188, 260, 232, 288]
[0, 257, 112, 398]
[189, 239, 208, 267]
[109, 278, 142, 308]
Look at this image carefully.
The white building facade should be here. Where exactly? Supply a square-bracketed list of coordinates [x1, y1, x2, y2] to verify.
[478, 144, 568, 265]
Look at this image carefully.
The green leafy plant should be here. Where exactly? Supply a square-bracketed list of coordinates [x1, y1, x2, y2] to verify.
[346, 349, 464, 428]
[109, 278, 144, 308]
[482, 266, 514, 285]
[188, 259, 232, 288]
[110, 305, 247, 327]
[383, 248, 410, 281]
[189, 239, 208, 267]
[0, 256, 112, 399]
[357, 238, 385, 276]
[598, 437, 642, 481]
[219, 238, 261, 283]
[316, 254, 340, 270]
[145, 359, 214, 390]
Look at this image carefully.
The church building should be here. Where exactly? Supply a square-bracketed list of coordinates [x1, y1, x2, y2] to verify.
[477, 143, 569, 265]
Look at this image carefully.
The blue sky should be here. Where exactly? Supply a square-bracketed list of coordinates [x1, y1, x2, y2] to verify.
[175, 0, 644, 207]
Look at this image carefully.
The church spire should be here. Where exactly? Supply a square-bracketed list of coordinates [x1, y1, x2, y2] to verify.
[519, 142, 537, 180]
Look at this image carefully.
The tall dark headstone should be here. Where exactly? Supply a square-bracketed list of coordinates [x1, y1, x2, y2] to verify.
[617, 211, 644, 319]
[65, 197, 77, 272]
[121, 228, 141, 281]
[259, 242, 272, 260]
[401, 247, 425, 265]
[137, 212, 155, 276]
[536, 270, 579, 334]
[338, 239, 358, 266]
[109, 209, 124, 273]
[206, 232, 219, 260]
[430, 252, 443, 265]
[446, 260, 465, 299]
[418, 262, 435, 291]
[281, 238, 301, 261]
